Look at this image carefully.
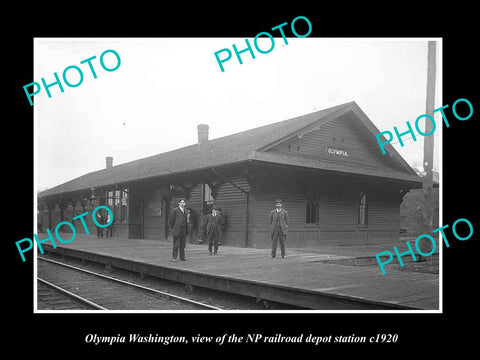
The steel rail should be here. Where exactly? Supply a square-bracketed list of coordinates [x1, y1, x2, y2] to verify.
[38, 256, 222, 310]
[37, 277, 107, 310]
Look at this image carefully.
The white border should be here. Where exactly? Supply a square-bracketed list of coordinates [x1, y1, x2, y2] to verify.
[33, 37, 443, 314]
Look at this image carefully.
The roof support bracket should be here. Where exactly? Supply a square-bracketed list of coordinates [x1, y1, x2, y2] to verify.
[211, 168, 250, 195]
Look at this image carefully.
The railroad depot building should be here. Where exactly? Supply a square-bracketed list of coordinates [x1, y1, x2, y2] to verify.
[37, 101, 422, 248]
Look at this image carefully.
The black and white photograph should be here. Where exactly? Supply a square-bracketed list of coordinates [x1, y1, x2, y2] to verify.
[34, 37, 442, 313]
[7, 6, 478, 355]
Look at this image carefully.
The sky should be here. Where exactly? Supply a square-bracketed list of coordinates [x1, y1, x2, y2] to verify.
[35, 38, 442, 191]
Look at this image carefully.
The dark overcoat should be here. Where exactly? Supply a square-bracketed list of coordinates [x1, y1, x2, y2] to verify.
[204, 214, 224, 235]
[168, 207, 188, 237]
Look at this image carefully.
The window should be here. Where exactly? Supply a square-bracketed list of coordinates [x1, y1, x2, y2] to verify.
[358, 193, 368, 226]
[114, 190, 120, 221]
[306, 192, 319, 224]
[121, 188, 128, 222]
[203, 183, 215, 214]
[106, 190, 114, 220]
[106, 188, 128, 223]
[107, 190, 114, 207]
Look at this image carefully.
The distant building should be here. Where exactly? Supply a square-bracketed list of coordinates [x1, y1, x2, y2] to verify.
[38, 102, 422, 247]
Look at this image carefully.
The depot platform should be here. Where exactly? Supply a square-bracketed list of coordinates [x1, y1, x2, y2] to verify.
[38, 234, 440, 310]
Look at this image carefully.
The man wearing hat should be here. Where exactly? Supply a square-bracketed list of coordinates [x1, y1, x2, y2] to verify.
[205, 206, 222, 255]
[168, 198, 189, 261]
[269, 199, 289, 258]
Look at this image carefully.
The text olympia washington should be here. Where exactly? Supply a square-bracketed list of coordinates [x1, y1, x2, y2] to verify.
[85, 334, 188, 346]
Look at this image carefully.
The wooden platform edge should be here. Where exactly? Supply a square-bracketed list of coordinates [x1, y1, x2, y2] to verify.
[39, 244, 420, 311]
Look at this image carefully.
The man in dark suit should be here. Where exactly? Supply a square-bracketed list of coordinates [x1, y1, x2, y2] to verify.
[168, 198, 189, 261]
[205, 206, 222, 255]
[269, 199, 288, 258]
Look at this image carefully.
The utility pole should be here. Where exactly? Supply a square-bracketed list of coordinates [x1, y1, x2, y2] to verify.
[420, 41, 436, 259]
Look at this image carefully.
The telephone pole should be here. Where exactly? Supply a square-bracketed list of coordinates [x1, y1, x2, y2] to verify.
[420, 41, 436, 259]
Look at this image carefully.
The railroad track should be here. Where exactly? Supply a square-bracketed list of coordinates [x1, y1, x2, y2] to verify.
[37, 279, 101, 310]
[37, 257, 222, 311]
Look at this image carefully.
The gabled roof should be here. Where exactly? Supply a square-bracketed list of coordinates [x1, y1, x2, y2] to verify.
[38, 101, 421, 198]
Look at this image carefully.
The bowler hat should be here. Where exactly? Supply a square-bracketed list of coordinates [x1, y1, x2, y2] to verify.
[178, 198, 187, 203]
[275, 199, 283, 204]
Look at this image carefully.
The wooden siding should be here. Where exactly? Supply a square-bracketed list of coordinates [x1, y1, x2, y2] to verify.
[37, 172, 402, 248]
[127, 185, 143, 239]
[112, 223, 128, 238]
[366, 191, 400, 244]
[250, 179, 401, 248]
[251, 191, 305, 248]
[138, 177, 251, 246]
[185, 183, 203, 242]
[270, 112, 402, 172]
[143, 189, 166, 240]
[207, 178, 250, 247]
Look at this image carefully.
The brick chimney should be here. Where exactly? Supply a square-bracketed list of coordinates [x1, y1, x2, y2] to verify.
[197, 124, 209, 144]
[106, 156, 113, 169]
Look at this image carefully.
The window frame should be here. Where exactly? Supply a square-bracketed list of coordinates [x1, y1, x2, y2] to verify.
[305, 191, 319, 225]
[106, 187, 129, 224]
[357, 192, 368, 227]
[203, 183, 215, 214]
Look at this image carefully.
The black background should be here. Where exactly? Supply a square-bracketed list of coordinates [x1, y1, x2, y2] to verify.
[5, 4, 478, 355]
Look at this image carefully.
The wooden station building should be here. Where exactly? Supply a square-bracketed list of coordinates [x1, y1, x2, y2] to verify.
[37, 102, 422, 248]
